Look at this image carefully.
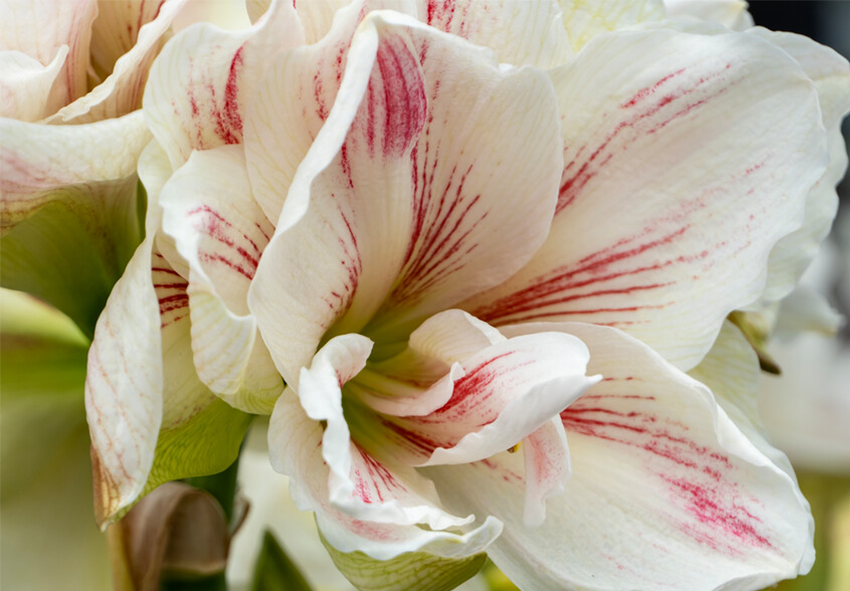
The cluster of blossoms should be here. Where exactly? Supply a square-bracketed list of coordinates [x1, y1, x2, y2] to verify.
[3, 0, 850, 589]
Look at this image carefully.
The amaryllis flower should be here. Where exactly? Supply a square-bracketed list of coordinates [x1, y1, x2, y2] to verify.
[0, 0, 246, 335]
[84, 0, 578, 526]
[85, 0, 850, 590]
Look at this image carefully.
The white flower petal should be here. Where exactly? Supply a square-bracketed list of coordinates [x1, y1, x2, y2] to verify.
[356, 310, 506, 417]
[664, 0, 753, 31]
[0, 0, 97, 113]
[85, 143, 251, 525]
[269, 389, 502, 561]
[420, 0, 573, 68]
[559, 0, 665, 51]
[688, 320, 797, 480]
[465, 26, 828, 371]
[244, 0, 366, 225]
[377, 331, 596, 466]
[250, 13, 562, 383]
[143, 1, 303, 168]
[0, 112, 150, 333]
[291, 334, 471, 533]
[430, 322, 813, 590]
[88, 0, 169, 82]
[0, 47, 67, 121]
[405, 309, 505, 365]
[0, 111, 149, 232]
[160, 145, 282, 414]
[295, 0, 353, 44]
[48, 0, 189, 124]
[522, 417, 571, 527]
[85, 236, 163, 525]
[742, 29, 850, 307]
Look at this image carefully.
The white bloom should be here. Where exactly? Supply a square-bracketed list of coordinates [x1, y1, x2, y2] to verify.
[84, 1, 850, 589]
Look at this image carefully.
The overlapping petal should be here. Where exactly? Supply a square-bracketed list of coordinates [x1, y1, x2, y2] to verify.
[689, 320, 797, 479]
[0, 46, 68, 121]
[742, 29, 850, 307]
[464, 26, 828, 370]
[0, 0, 97, 117]
[161, 145, 283, 413]
[287, 333, 474, 531]
[664, 0, 753, 31]
[375, 328, 596, 467]
[59, 0, 844, 588]
[273, 309, 594, 545]
[144, 0, 302, 169]
[559, 0, 665, 51]
[429, 322, 814, 590]
[269, 390, 502, 561]
[47, 0, 190, 124]
[420, 0, 573, 68]
[250, 12, 563, 384]
[0, 112, 150, 333]
[244, 0, 364, 224]
[85, 141, 251, 525]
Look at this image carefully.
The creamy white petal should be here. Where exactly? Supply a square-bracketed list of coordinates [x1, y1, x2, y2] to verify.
[419, 0, 573, 68]
[85, 142, 251, 524]
[0, 112, 150, 333]
[160, 145, 282, 413]
[250, 13, 562, 384]
[0, 111, 149, 232]
[144, 0, 302, 168]
[465, 26, 827, 371]
[688, 320, 797, 480]
[371, 330, 596, 467]
[356, 309, 505, 416]
[430, 322, 814, 590]
[295, 0, 354, 44]
[0, 47, 67, 121]
[664, 0, 753, 31]
[243, 0, 361, 224]
[521, 417, 571, 527]
[559, 0, 665, 51]
[405, 309, 505, 366]
[293, 334, 475, 531]
[48, 0, 190, 124]
[0, 0, 97, 114]
[85, 236, 163, 525]
[742, 29, 850, 307]
[269, 389, 502, 561]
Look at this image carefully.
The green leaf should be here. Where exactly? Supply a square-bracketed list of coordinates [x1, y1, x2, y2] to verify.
[319, 531, 487, 591]
[251, 530, 315, 591]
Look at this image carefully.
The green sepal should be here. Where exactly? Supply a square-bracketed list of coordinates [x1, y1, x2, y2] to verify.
[251, 530, 315, 591]
[130, 400, 254, 517]
[319, 531, 487, 591]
